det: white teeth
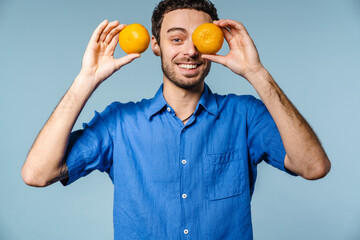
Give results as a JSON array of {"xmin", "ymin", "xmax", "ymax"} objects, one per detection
[{"xmin": 178, "ymin": 64, "xmax": 198, "ymax": 69}]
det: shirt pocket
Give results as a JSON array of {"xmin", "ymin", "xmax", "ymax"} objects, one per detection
[{"xmin": 204, "ymin": 149, "xmax": 246, "ymax": 200}]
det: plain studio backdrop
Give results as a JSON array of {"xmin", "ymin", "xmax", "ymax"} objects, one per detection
[{"xmin": 0, "ymin": 0, "xmax": 359, "ymax": 239}]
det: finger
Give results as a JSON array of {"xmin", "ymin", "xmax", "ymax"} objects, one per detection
[
  {"xmin": 213, "ymin": 22, "xmax": 239, "ymax": 51},
  {"xmin": 217, "ymin": 19, "xmax": 250, "ymax": 39},
  {"xmin": 201, "ymin": 54, "xmax": 227, "ymax": 66},
  {"xmin": 213, "ymin": 20, "xmax": 233, "ymax": 40},
  {"xmin": 213, "ymin": 19, "xmax": 229, "ymax": 28},
  {"xmin": 221, "ymin": 27, "xmax": 234, "ymax": 43},
  {"xmin": 114, "ymin": 54, "xmax": 141, "ymax": 71},
  {"xmin": 105, "ymin": 24, "xmax": 126, "ymax": 45},
  {"xmin": 89, "ymin": 19, "xmax": 109, "ymax": 43},
  {"xmin": 105, "ymin": 31, "xmax": 121, "ymax": 55},
  {"xmin": 99, "ymin": 20, "xmax": 119, "ymax": 42},
  {"xmin": 214, "ymin": 20, "xmax": 240, "ymax": 50}
]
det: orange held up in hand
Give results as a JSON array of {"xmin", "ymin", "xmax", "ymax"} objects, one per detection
[
  {"xmin": 192, "ymin": 23, "xmax": 224, "ymax": 54},
  {"xmin": 119, "ymin": 23, "xmax": 150, "ymax": 54}
]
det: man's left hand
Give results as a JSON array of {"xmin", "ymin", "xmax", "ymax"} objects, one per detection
[{"xmin": 201, "ymin": 19, "xmax": 264, "ymax": 80}]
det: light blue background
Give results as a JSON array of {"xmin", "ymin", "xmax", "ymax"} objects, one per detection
[{"xmin": 1, "ymin": 0, "xmax": 359, "ymax": 239}]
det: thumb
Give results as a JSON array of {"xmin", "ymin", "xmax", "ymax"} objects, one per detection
[
  {"xmin": 114, "ymin": 53, "xmax": 141, "ymax": 70},
  {"xmin": 201, "ymin": 54, "xmax": 227, "ymax": 66}
]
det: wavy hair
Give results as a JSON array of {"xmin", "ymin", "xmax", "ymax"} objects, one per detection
[{"xmin": 151, "ymin": 0, "xmax": 219, "ymax": 43}]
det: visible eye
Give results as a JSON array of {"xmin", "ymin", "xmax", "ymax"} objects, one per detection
[{"xmin": 172, "ymin": 38, "xmax": 181, "ymax": 43}]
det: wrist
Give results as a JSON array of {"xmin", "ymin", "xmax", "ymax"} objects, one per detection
[
  {"xmin": 243, "ymin": 66, "xmax": 271, "ymax": 86},
  {"xmin": 244, "ymin": 67, "xmax": 281, "ymax": 103},
  {"xmin": 243, "ymin": 65, "xmax": 267, "ymax": 81},
  {"xmin": 72, "ymin": 73, "xmax": 99, "ymax": 97}
]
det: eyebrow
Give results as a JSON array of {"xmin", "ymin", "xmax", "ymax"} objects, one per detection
[{"xmin": 166, "ymin": 27, "xmax": 187, "ymax": 34}]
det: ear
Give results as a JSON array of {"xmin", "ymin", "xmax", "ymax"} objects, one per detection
[{"xmin": 151, "ymin": 35, "xmax": 161, "ymax": 56}]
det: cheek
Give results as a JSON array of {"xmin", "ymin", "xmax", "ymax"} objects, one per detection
[{"xmin": 160, "ymin": 44, "xmax": 181, "ymax": 62}]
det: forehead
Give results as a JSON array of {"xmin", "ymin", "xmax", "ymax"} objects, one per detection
[{"xmin": 161, "ymin": 9, "xmax": 212, "ymax": 34}]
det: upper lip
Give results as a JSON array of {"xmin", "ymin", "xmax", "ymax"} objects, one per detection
[{"xmin": 177, "ymin": 62, "xmax": 202, "ymax": 65}]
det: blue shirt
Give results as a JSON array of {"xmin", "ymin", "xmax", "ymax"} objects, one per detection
[{"xmin": 62, "ymin": 83, "xmax": 293, "ymax": 240}]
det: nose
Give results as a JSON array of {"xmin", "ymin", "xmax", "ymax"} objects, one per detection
[{"xmin": 183, "ymin": 39, "xmax": 199, "ymax": 58}]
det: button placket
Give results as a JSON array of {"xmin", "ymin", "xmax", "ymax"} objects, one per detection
[{"xmin": 179, "ymin": 126, "xmax": 190, "ymax": 237}]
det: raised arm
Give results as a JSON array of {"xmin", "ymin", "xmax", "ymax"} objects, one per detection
[
  {"xmin": 22, "ymin": 20, "xmax": 140, "ymax": 187},
  {"xmin": 202, "ymin": 19, "xmax": 330, "ymax": 180}
]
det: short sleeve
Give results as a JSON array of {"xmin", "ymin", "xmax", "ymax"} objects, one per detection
[
  {"xmin": 61, "ymin": 105, "xmax": 114, "ymax": 186},
  {"xmin": 247, "ymin": 96, "xmax": 296, "ymax": 176}
]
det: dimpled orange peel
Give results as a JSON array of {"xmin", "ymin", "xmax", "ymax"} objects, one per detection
[
  {"xmin": 192, "ymin": 23, "xmax": 224, "ymax": 54},
  {"xmin": 118, "ymin": 23, "xmax": 150, "ymax": 54}
]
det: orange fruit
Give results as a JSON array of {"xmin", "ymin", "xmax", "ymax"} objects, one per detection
[
  {"xmin": 119, "ymin": 23, "xmax": 150, "ymax": 54},
  {"xmin": 192, "ymin": 23, "xmax": 224, "ymax": 54}
]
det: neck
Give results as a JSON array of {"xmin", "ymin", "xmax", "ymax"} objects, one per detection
[{"xmin": 162, "ymin": 79, "xmax": 204, "ymax": 121}]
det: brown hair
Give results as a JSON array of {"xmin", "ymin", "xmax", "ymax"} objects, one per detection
[{"xmin": 151, "ymin": 0, "xmax": 219, "ymax": 43}]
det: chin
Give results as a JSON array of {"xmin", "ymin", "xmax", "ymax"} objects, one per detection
[
  {"xmin": 161, "ymin": 58, "xmax": 210, "ymax": 90},
  {"xmin": 172, "ymin": 78, "xmax": 204, "ymax": 90}
]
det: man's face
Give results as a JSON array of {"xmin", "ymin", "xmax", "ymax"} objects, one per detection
[{"xmin": 154, "ymin": 9, "xmax": 212, "ymax": 90}]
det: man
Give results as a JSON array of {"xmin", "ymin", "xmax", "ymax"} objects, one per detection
[{"xmin": 22, "ymin": 0, "xmax": 331, "ymax": 239}]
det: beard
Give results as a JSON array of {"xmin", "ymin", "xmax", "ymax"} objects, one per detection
[{"xmin": 160, "ymin": 54, "xmax": 211, "ymax": 90}]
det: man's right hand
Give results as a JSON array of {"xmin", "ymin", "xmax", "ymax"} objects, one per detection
[
  {"xmin": 21, "ymin": 20, "xmax": 140, "ymax": 187},
  {"xmin": 79, "ymin": 20, "xmax": 140, "ymax": 86}
]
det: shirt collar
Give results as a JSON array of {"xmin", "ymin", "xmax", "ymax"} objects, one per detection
[
  {"xmin": 146, "ymin": 84, "xmax": 168, "ymax": 120},
  {"xmin": 146, "ymin": 83, "xmax": 219, "ymax": 120},
  {"xmin": 195, "ymin": 83, "xmax": 219, "ymax": 117}
]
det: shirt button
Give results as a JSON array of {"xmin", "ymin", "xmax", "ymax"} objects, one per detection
[
  {"xmin": 181, "ymin": 159, "xmax": 187, "ymax": 165},
  {"xmin": 167, "ymin": 107, "xmax": 171, "ymax": 112},
  {"xmin": 184, "ymin": 229, "xmax": 189, "ymax": 235},
  {"xmin": 182, "ymin": 193, "xmax": 188, "ymax": 199}
]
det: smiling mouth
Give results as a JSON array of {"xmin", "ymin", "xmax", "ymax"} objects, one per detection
[{"xmin": 177, "ymin": 63, "xmax": 201, "ymax": 70}]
